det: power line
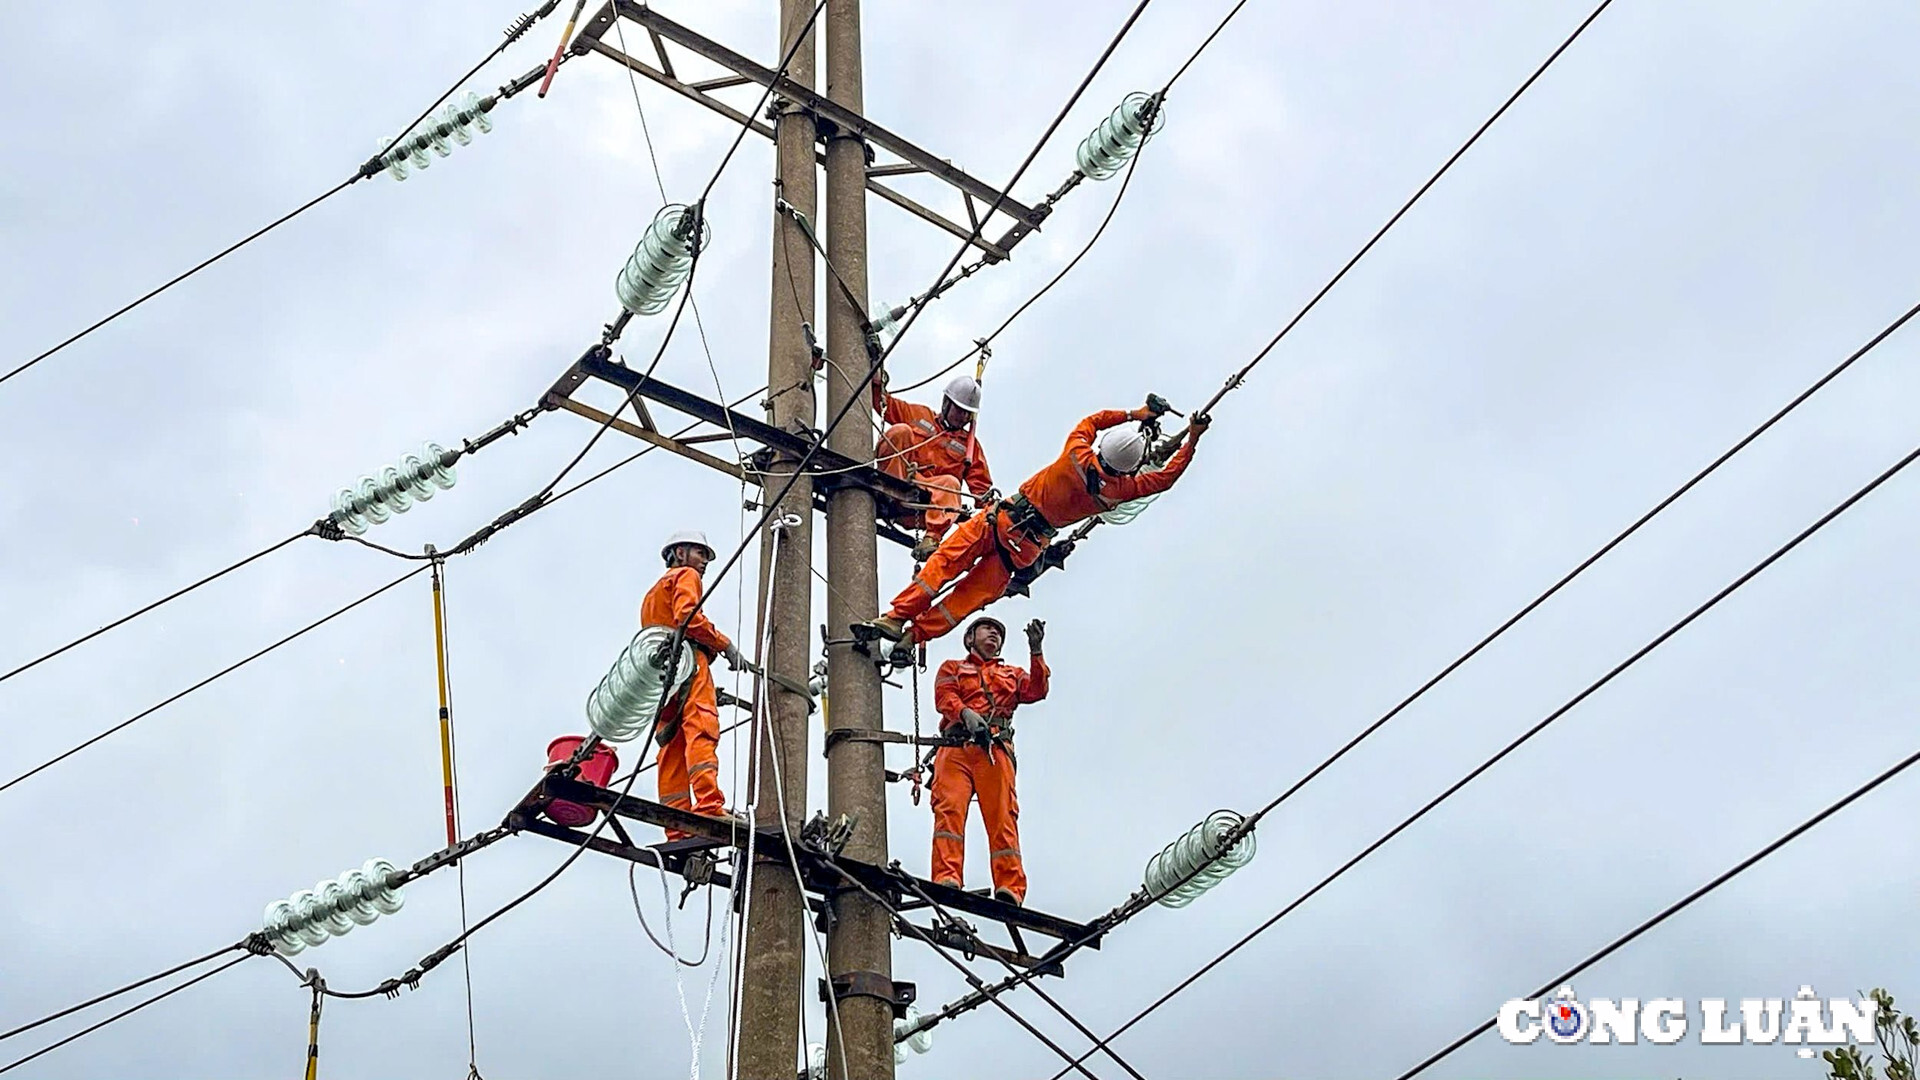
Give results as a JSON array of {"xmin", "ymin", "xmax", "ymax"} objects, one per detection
[
  {"xmin": 905, "ymin": 0, "xmax": 1625, "ymax": 1032},
  {"xmin": 1396, "ymin": 736, "xmax": 1920, "ymax": 1079},
  {"xmin": 0, "ymin": 529, "xmax": 314, "ymax": 686},
  {"xmin": 0, "ymin": 565, "xmax": 429, "ymax": 795},
  {"xmin": 2, "ymin": 4, "xmax": 562, "ymax": 389},
  {"xmin": 685, "ymin": 0, "xmax": 1160, "ymax": 622},
  {"xmin": 1188, "ymin": 0, "xmax": 1616, "ymax": 421},
  {"xmin": 0, "ymin": 952, "xmax": 257, "ymax": 1074},
  {"xmin": 1042, "ymin": 432, "xmax": 1920, "ymax": 1080},
  {"xmin": 892, "ymin": 123, "xmax": 1153, "ymax": 396},
  {"xmin": 0, "ymin": 942, "xmax": 249, "ymax": 1044}
]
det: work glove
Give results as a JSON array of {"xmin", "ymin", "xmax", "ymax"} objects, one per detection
[
  {"xmin": 1144, "ymin": 393, "xmax": 1174, "ymax": 417},
  {"xmin": 1189, "ymin": 412, "xmax": 1212, "ymax": 439},
  {"xmin": 722, "ymin": 641, "xmax": 747, "ymax": 670},
  {"xmin": 1024, "ymin": 619, "xmax": 1046, "ymax": 653},
  {"xmin": 959, "ymin": 708, "xmax": 992, "ymax": 748}
]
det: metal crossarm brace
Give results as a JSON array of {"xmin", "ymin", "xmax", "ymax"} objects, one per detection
[
  {"xmin": 543, "ymin": 355, "xmax": 927, "ymax": 548},
  {"xmin": 573, "ymin": 1, "xmax": 1044, "ymax": 261},
  {"xmin": 518, "ymin": 774, "xmax": 1101, "ymax": 948}
]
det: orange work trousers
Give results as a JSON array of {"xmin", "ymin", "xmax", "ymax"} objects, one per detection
[
  {"xmin": 929, "ymin": 741, "xmax": 1024, "ymax": 903},
  {"xmin": 885, "ymin": 507, "xmax": 1045, "ymax": 644},
  {"xmin": 878, "ymin": 422, "xmax": 966, "ymax": 542},
  {"xmin": 656, "ymin": 653, "xmax": 724, "ymax": 840}
]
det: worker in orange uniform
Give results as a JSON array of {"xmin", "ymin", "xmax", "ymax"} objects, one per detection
[
  {"xmin": 645, "ymin": 529, "xmax": 746, "ymax": 840},
  {"xmin": 872, "ymin": 370, "xmax": 992, "ymax": 561},
  {"xmin": 856, "ymin": 396, "xmax": 1209, "ymax": 650},
  {"xmin": 930, "ymin": 615, "xmax": 1048, "ymax": 905}
]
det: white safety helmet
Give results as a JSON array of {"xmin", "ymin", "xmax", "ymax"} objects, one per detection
[
  {"xmin": 1095, "ymin": 428, "xmax": 1147, "ymax": 475},
  {"xmin": 661, "ymin": 529, "xmax": 716, "ymax": 564},
  {"xmin": 942, "ymin": 375, "xmax": 982, "ymax": 414}
]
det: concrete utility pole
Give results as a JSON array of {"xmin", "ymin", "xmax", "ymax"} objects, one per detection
[
  {"xmin": 735, "ymin": 1, "xmax": 818, "ymax": 1076},
  {"xmin": 821, "ymin": 0, "xmax": 894, "ymax": 1074}
]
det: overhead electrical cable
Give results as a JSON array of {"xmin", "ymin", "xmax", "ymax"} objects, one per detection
[
  {"xmin": 1395, "ymin": 737, "xmax": 1920, "ymax": 1080},
  {"xmin": 0, "ymin": 953, "xmax": 257, "ymax": 1074},
  {"xmin": 1041, "ymin": 431, "xmax": 1920, "ymax": 1080},
  {"xmin": 0, "ymin": 530, "xmax": 311, "ymax": 686},
  {"xmin": 2, "ymin": 3, "xmax": 563, "ymax": 388},
  {"xmin": 0, "ymin": 565, "xmax": 429, "ymax": 795}
]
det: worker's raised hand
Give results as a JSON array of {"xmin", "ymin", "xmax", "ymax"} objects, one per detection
[
  {"xmin": 1189, "ymin": 412, "xmax": 1212, "ymax": 439},
  {"xmin": 1024, "ymin": 619, "xmax": 1046, "ymax": 652}
]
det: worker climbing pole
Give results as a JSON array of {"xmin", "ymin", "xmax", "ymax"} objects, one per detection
[
  {"xmin": 870, "ymin": 368, "xmax": 992, "ymax": 562},
  {"xmin": 854, "ymin": 395, "xmax": 1211, "ymax": 660}
]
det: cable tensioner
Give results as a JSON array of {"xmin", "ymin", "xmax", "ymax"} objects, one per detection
[{"xmin": 261, "ymin": 858, "xmax": 406, "ymax": 955}]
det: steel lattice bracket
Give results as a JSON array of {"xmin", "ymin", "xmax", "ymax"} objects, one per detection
[
  {"xmin": 511, "ymin": 772, "xmax": 1100, "ymax": 965},
  {"xmin": 542, "ymin": 355, "xmax": 925, "ymax": 549},
  {"xmin": 572, "ymin": 0, "xmax": 1050, "ymax": 261}
]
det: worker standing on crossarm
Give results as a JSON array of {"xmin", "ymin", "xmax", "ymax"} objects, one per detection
[
  {"xmin": 645, "ymin": 530, "xmax": 746, "ymax": 840},
  {"xmin": 930, "ymin": 616, "xmax": 1048, "ymax": 906},
  {"xmin": 871, "ymin": 370, "xmax": 992, "ymax": 561},
  {"xmin": 856, "ymin": 396, "xmax": 1209, "ymax": 649}
]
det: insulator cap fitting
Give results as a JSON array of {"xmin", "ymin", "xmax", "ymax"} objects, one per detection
[
  {"xmin": 328, "ymin": 441, "xmax": 458, "ymax": 535},
  {"xmin": 261, "ymin": 857, "xmax": 406, "ymax": 955},
  {"xmin": 1143, "ymin": 809, "xmax": 1255, "ymax": 908},
  {"xmin": 614, "ymin": 205, "xmax": 710, "ymax": 316},
  {"xmin": 1076, "ymin": 91, "xmax": 1166, "ymax": 181},
  {"xmin": 584, "ymin": 625, "xmax": 695, "ymax": 742},
  {"xmin": 378, "ymin": 91, "xmax": 496, "ymax": 182}
]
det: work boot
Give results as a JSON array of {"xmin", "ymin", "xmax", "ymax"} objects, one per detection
[
  {"xmin": 910, "ymin": 536, "xmax": 939, "ymax": 563},
  {"xmin": 852, "ymin": 615, "xmax": 909, "ymax": 643},
  {"xmin": 993, "ymin": 887, "xmax": 1022, "ymax": 907}
]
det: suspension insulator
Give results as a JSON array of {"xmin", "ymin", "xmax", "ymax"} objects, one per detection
[
  {"xmin": 260, "ymin": 858, "xmax": 406, "ymax": 955},
  {"xmin": 1075, "ymin": 92, "xmax": 1166, "ymax": 181},
  {"xmin": 327, "ymin": 442, "xmax": 459, "ymax": 535},
  {"xmin": 378, "ymin": 92, "xmax": 497, "ymax": 181},
  {"xmin": 1143, "ymin": 809, "xmax": 1255, "ymax": 908},
  {"xmin": 584, "ymin": 625, "xmax": 695, "ymax": 743},
  {"xmin": 1097, "ymin": 491, "xmax": 1161, "ymax": 527},
  {"xmin": 893, "ymin": 1005, "xmax": 935, "ymax": 1063},
  {"xmin": 614, "ymin": 205, "xmax": 710, "ymax": 316}
]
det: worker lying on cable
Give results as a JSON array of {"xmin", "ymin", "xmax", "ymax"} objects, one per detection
[
  {"xmin": 646, "ymin": 529, "xmax": 746, "ymax": 840},
  {"xmin": 856, "ymin": 395, "xmax": 1209, "ymax": 650},
  {"xmin": 930, "ymin": 616, "xmax": 1048, "ymax": 906},
  {"xmin": 871, "ymin": 369, "xmax": 993, "ymax": 562}
]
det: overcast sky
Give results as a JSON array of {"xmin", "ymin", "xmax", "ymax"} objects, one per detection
[{"xmin": 5, "ymin": 0, "xmax": 1920, "ymax": 1077}]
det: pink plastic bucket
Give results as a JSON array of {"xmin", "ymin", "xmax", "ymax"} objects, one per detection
[{"xmin": 544, "ymin": 736, "xmax": 619, "ymax": 828}]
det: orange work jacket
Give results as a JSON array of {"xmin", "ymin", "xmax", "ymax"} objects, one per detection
[
  {"xmin": 1017, "ymin": 409, "xmax": 1196, "ymax": 530},
  {"xmin": 873, "ymin": 387, "xmax": 993, "ymax": 497},
  {"xmin": 934, "ymin": 651, "xmax": 1050, "ymax": 732},
  {"xmin": 639, "ymin": 566, "xmax": 731, "ymax": 656}
]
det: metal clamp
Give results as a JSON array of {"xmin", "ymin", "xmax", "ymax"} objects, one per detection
[{"xmin": 818, "ymin": 971, "xmax": 915, "ymax": 1018}]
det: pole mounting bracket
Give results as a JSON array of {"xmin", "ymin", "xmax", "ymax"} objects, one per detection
[{"xmin": 819, "ymin": 972, "xmax": 916, "ymax": 1018}]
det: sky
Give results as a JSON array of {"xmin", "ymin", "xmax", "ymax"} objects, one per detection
[{"xmin": 3, "ymin": 0, "xmax": 1920, "ymax": 1077}]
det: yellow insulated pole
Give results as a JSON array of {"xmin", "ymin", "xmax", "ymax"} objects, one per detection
[
  {"xmin": 430, "ymin": 555, "xmax": 457, "ymax": 847},
  {"xmin": 303, "ymin": 981, "xmax": 323, "ymax": 1080}
]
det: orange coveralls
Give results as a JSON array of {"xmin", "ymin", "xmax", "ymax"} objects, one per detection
[
  {"xmin": 872, "ymin": 384, "xmax": 992, "ymax": 542},
  {"xmin": 930, "ymin": 649, "xmax": 1050, "ymax": 902},
  {"xmin": 640, "ymin": 565, "xmax": 732, "ymax": 839},
  {"xmin": 886, "ymin": 408, "xmax": 1197, "ymax": 643}
]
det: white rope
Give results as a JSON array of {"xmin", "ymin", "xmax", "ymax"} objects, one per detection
[{"xmin": 650, "ymin": 850, "xmax": 731, "ymax": 1079}]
